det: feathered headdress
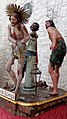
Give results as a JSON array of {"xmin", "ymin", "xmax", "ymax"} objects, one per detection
[{"xmin": 6, "ymin": 3, "xmax": 29, "ymax": 23}]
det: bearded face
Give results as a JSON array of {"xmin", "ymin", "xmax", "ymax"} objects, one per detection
[
  {"xmin": 45, "ymin": 21, "xmax": 51, "ymax": 29},
  {"xmin": 10, "ymin": 15, "xmax": 18, "ymax": 26}
]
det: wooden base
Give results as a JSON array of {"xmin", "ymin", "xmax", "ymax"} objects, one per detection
[{"xmin": 0, "ymin": 86, "xmax": 67, "ymax": 117}]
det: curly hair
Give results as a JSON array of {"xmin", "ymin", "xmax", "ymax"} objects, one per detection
[{"xmin": 30, "ymin": 22, "xmax": 39, "ymax": 31}]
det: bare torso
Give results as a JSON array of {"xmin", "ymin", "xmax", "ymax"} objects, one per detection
[
  {"xmin": 10, "ymin": 24, "xmax": 25, "ymax": 41},
  {"xmin": 47, "ymin": 27, "xmax": 63, "ymax": 50},
  {"xmin": 8, "ymin": 23, "xmax": 29, "ymax": 44},
  {"xmin": 8, "ymin": 23, "xmax": 29, "ymax": 58},
  {"xmin": 48, "ymin": 27, "xmax": 63, "ymax": 42}
]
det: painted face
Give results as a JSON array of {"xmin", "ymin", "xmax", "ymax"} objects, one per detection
[
  {"xmin": 30, "ymin": 23, "xmax": 36, "ymax": 30},
  {"xmin": 45, "ymin": 21, "xmax": 51, "ymax": 29},
  {"xmin": 30, "ymin": 23, "xmax": 39, "ymax": 31},
  {"xmin": 10, "ymin": 16, "xmax": 18, "ymax": 26}
]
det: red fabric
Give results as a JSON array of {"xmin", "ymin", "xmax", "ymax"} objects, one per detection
[{"xmin": 0, "ymin": 105, "xmax": 67, "ymax": 119}]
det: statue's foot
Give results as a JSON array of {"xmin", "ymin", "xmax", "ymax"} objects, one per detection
[
  {"xmin": 12, "ymin": 88, "xmax": 19, "ymax": 94},
  {"xmin": 11, "ymin": 86, "xmax": 16, "ymax": 91},
  {"xmin": 49, "ymin": 92, "xmax": 58, "ymax": 96}
]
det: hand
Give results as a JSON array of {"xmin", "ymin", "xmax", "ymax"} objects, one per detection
[
  {"xmin": 11, "ymin": 44, "xmax": 16, "ymax": 49},
  {"xmin": 20, "ymin": 41, "xmax": 25, "ymax": 44},
  {"xmin": 15, "ymin": 41, "xmax": 17, "ymax": 45},
  {"xmin": 50, "ymin": 45, "xmax": 57, "ymax": 51},
  {"xmin": 50, "ymin": 45, "xmax": 53, "ymax": 50}
]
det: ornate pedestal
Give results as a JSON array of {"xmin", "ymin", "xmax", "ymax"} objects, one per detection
[{"xmin": 0, "ymin": 85, "xmax": 67, "ymax": 117}]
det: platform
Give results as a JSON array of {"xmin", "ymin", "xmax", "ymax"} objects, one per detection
[{"xmin": 0, "ymin": 83, "xmax": 67, "ymax": 117}]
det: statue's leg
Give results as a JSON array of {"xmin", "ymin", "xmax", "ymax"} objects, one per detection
[
  {"xmin": 13, "ymin": 57, "xmax": 24, "ymax": 93},
  {"xmin": 6, "ymin": 54, "xmax": 17, "ymax": 90}
]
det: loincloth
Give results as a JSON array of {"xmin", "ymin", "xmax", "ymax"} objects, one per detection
[
  {"xmin": 24, "ymin": 50, "xmax": 36, "ymax": 65},
  {"xmin": 50, "ymin": 39, "xmax": 66, "ymax": 68},
  {"xmin": 11, "ymin": 42, "xmax": 26, "ymax": 59}
]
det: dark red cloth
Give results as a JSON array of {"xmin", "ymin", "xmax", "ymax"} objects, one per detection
[{"xmin": 0, "ymin": 105, "xmax": 67, "ymax": 119}]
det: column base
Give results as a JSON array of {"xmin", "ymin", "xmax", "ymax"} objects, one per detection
[{"xmin": 22, "ymin": 86, "xmax": 35, "ymax": 91}]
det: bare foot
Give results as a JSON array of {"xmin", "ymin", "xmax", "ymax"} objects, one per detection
[
  {"xmin": 12, "ymin": 87, "xmax": 19, "ymax": 94},
  {"xmin": 49, "ymin": 90, "xmax": 58, "ymax": 96},
  {"xmin": 49, "ymin": 93, "xmax": 58, "ymax": 96},
  {"xmin": 11, "ymin": 85, "xmax": 16, "ymax": 91}
]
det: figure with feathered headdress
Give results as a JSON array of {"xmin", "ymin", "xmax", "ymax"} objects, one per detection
[{"xmin": 6, "ymin": 3, "xmax": 30, "ymax": 93}]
